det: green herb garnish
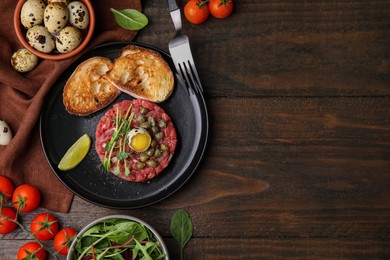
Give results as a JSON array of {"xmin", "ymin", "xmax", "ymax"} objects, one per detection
[
  {"xmin": 103, "ymin": 105, "xmax": 134, "ymax": 174},
  {"xmin": 110, "ymin": 8, "xmax": 148, "ymax": 30},
  {"xmin": 170, "ymin": 210, "xmax": 193, "ymax": 260},
  {"xmin": 73, "ymin": 218, "xmax": 165, "ymax": 260}
]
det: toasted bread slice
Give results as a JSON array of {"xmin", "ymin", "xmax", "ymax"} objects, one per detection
[
  {"xmin": 105, "ymin": 45, "xmax": 174, "ymax": 103},
  {"xmin": 63, "ymin": 57, "xmax": 121, "ymax": 116}
]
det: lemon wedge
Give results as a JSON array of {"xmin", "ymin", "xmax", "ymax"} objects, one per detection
[{"xmin": 58, "ymin": 134, "xmax": 91, "ymax": 171}]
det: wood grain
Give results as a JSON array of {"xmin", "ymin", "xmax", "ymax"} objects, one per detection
[
  {"xmin": 138, "ymin": 0, "xmax": 390, "ymax": 97},
  {"xmin": 1, "ymin": 237, "xmax": 389, "ymax": 259}
]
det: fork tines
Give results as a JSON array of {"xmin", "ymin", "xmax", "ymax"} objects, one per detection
[{"xmin": 176, "ymin": 60, "xmax": 203, "ymax": 95}]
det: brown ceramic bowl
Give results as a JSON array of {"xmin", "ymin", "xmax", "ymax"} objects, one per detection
[{"xmin": 14, "ymin": 0, "xmax": 95, "ymax": 61}]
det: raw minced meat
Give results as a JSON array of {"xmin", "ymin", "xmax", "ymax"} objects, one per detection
[{"xmin": 95, "ymin": 99, "xmax": 177, "ymax": 182}]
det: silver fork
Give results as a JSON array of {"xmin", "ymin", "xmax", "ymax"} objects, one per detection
[{"xmin": 167, "ymin": 0, "xmax": 203, "ymax": 95}]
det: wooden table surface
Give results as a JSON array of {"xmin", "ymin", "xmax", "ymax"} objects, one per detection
[{"xmin": 2, "ymin": 0, "xmax": 390, "ymax": 259}]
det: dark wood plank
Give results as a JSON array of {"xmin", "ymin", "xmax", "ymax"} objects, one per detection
[
  {"xmin": 138, "ymin": 0, "xmax": 390, "ymax": 97},
  {"xmin": 1, "ymin": 237, "xmax": 389, "ymax": 259}
]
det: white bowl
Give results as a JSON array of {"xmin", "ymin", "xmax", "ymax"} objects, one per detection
[{"xmin": 67, "ymin": 215, "xmax": 169, "ymax": 259}]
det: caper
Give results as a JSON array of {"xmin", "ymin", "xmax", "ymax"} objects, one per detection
[
  {"xmin": 140, "ymin": 107, "xmax": 149, "ymax": 114},
  {"xmin": 146, "ymin": 148, "xmax": 155, "ymax": 156},
  {"xmin": 155, "ymin": 132, "xmax": 163, "ymax": 139},
  {"xmin": 137, "ymin": 115, "xmax": 146, "ymax": 123},
  {"xmin": 154, "ymin": 148, "xmax": 162, "ymax": 157},
  {"xmin": 151, "ymin": 125, "xmax": 159, "ymax": 134},
  {"xmin": 151, "ymin": 140, "xmax": 158, "ymax": 148},
  {"xmin": 159, "ymin": 119, "xmax": 167, "ymax": 128},
  {"xmin": 148, "ymin": 117, "xmax": 156, "ymax": 126},
  {"xmin": 137, "ymin": 162, "xmax": 145, "ymax": 169},
  {"xmin": 139, "ymin": 153, "xmax": 149, "ymax": 162},
  {"xmin": 160, "ymin": 143, "xmax": 169, "ymax": 151},
  {"xmin": 146, "ymin": 160, "xmax": 159, "ymax": 168},
  {"xmin": 140, "ymin": 122, "xmax": 151, "ymax": 129}
]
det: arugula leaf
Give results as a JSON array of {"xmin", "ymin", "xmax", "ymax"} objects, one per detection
[
  {"xmin": 110, "ymin": 8, "xmax": 148, "ymax": 30},
  {"xmin": 170, "ymin": 209, "xmax": 193, "ymax": 260}
]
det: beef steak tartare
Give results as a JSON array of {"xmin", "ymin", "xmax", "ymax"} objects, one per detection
[{"xmin": 95, "ymin": 99, "xmax": 177, "ymax": 182}]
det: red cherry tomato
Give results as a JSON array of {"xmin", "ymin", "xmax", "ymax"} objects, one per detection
[
  {"xmin": 0, "ymin": 176, "xmax": 14, "ymax": 202},
  {"xmin": 12, "ymin": 184, "xmax": 40, "ymax": 212},
  {"xmin": 30, "ymin": 213, "xmax": 59, "ymax": 241},
  {"xmin": 184, "ymin": 0, "xmax": 210, "ymax": 24},
  {"xmin": 54, "ymin": 227, "xmax": 78, "ymax": 255},
  {"xmin": 209, "ymin": 0, "xmax": 233, "ymax": 18},
  {"xmin": 17, "ymin": 242, "xmax": 47, "ymax": 260},
  {"xmin": 0, "ymin": 207, "xmax": 17, "ymax": 234}
]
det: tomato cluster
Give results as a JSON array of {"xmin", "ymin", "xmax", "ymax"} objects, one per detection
[
  {"xmin": 0, "ymin": 175, "xmax": 77, "ymax": 259},
  {"xmin": 184, "ymin": 0, "xmax": 234, "ymax": 24}
]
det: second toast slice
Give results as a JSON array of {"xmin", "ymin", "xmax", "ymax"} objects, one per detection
[{"xmin": 105, "ymin": 45, "xmax": 174, "ymax": 103}]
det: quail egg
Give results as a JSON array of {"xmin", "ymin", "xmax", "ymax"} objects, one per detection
[
  {"xmin": 44, "ymin": 2, "xmax": 69, "ymax": 34},
  {"xmin": 47, "ymin": 0, "xmax": 69, "ymax": 4},
  {"xmin": 0, "ymin": 120, "xmax": 12, "ymax": 146},
  {"xmin": 20, "ymin": 0, "xmax": 46, "ymax": 29},
  {"xmin": 26, "ymin": 25, "xmax": 55, "ymax": 53},
  {"xmin": 128, "ymin": 128, "xmax": 152, "ymax": 152},
  {"xmin": 55, "ymin": 26, "xmax": 82, "ymax": 53},
  {"xmin": 67, "ymin": 1, "xmax": 90, "ymax": 30},
  {"xmin": 11, "ymin": 48, "xmax": 39, "ymax": 73}
]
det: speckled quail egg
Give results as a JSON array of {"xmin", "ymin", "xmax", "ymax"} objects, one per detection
[
  {"xmin": 20, "ymin": 0, "xmax": 46, "ymax": 29},
  {"xmin": 0, "ymin": 120, "xmax": 12, "ymax": 146},
  {"xmin": 11, "ymin": 48, "xmax": 39, "ymax": 73},
  {"xmin": 47, "ymin": 0, "xmax": 69, "ymax": 4},
  {"xmin": 127, "ymin": 128, "xmax": 152, "ymax": 152},
  {"xmin": 26, "ymin": 25, "xmax": 55, "ymax": 53},
  {"xmin": 55, "ymin": 26, "xmax": 82, "ymax": 53},
  {"xmin": 67, "ymin": 1, "xmax": 89, "ymax": 30},
  {"xmin": 44, "ymin": 2, "xmax": 69, "ymax": 34}
]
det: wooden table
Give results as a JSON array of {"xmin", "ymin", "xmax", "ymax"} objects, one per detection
[{"xmin": 2, "ymin": 0, "xmax": 390, "ymax": 259}]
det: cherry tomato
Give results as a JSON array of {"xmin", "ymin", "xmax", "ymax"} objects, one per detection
[
  {"xmin": 0, "ymin": 207, "xmax": 17, "ymax": 234},
  {"xmin": 209, "ymin": 0, "xmax": 233, "ymax": 18},
  {"xmin": 0, "ymin": 176, "xmax": 13, "ymax": 202},
  {"xmin": 54, "ymin": 227, "xmax": 78, "ymax": 255},
  {"xmin": 17, "ymin": 241, "xmax": 47, "ymax": 260},
  {"xmin": 184, "ymin": 0, "xmax": 210, "ymax": 24},
  {"xmin": 12, "ymin": 184, "xmax": 40, "ymax": 212},
  {"xmin": 30, "ymin": 213, "xmax": 59, "ymax": 241}
]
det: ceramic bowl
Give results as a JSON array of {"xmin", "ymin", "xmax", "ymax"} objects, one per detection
[
  {"xmin": 66, "ymin": 215, "xmax": 169, "ymax": 259},
  {"xmin": 13, "ymin": 0, "xmax": 95, "ymax": 60}
]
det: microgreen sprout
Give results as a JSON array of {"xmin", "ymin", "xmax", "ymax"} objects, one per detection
[{"xmin": 102, "ymin": 104, "xmax": 135, "ymax": 175}]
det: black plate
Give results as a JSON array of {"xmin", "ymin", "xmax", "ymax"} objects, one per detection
[{"xmin": 40, "ymin": 42, "xmax": 209, "ymax": 209}]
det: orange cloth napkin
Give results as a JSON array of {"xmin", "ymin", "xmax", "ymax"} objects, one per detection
[{"xmin": 0, "ymin": 0, "xmax": 141, "ymax": 213}]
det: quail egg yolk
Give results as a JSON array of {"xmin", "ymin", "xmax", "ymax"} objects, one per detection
[{"xmin": 128, "ymin": 128, "xmax": 151, "ymax": 152}]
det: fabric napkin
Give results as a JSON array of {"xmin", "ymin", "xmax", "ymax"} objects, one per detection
[{"xmin": 0, "ymin": 0, "xmax": 142, "ymax": 213}]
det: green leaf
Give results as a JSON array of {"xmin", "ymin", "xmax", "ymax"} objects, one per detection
[
  {"xmin": 103, "ymin": 157, "xmax": 111, "ymax": 171},
  {"xmin": 110, "ymin": 8, "xmax": 148, "ymax": 30},
  {"xmin": 170, "ymin": 209, "xmax": 193, "ymax": 260}
]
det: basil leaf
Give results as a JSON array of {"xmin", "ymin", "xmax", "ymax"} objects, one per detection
[
  {"xmin": 170, "ymin": 209, "xmax": 193, "ymax": 260},
  {"xmin": 110, "ymin": 8, "xmax": 148, "ymax": 30}
]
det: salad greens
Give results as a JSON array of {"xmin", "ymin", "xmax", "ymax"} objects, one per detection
[
  {"xmin": 73, "ymin": 218, "xmax": 165, "ymax": 260},
  {"xmin": 170, "ymin": 210, "xmax": 193, "ymax": 260},
  {"xmin": 110, "ymin": 8, "xmax": 148, "ymax": 31}
]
